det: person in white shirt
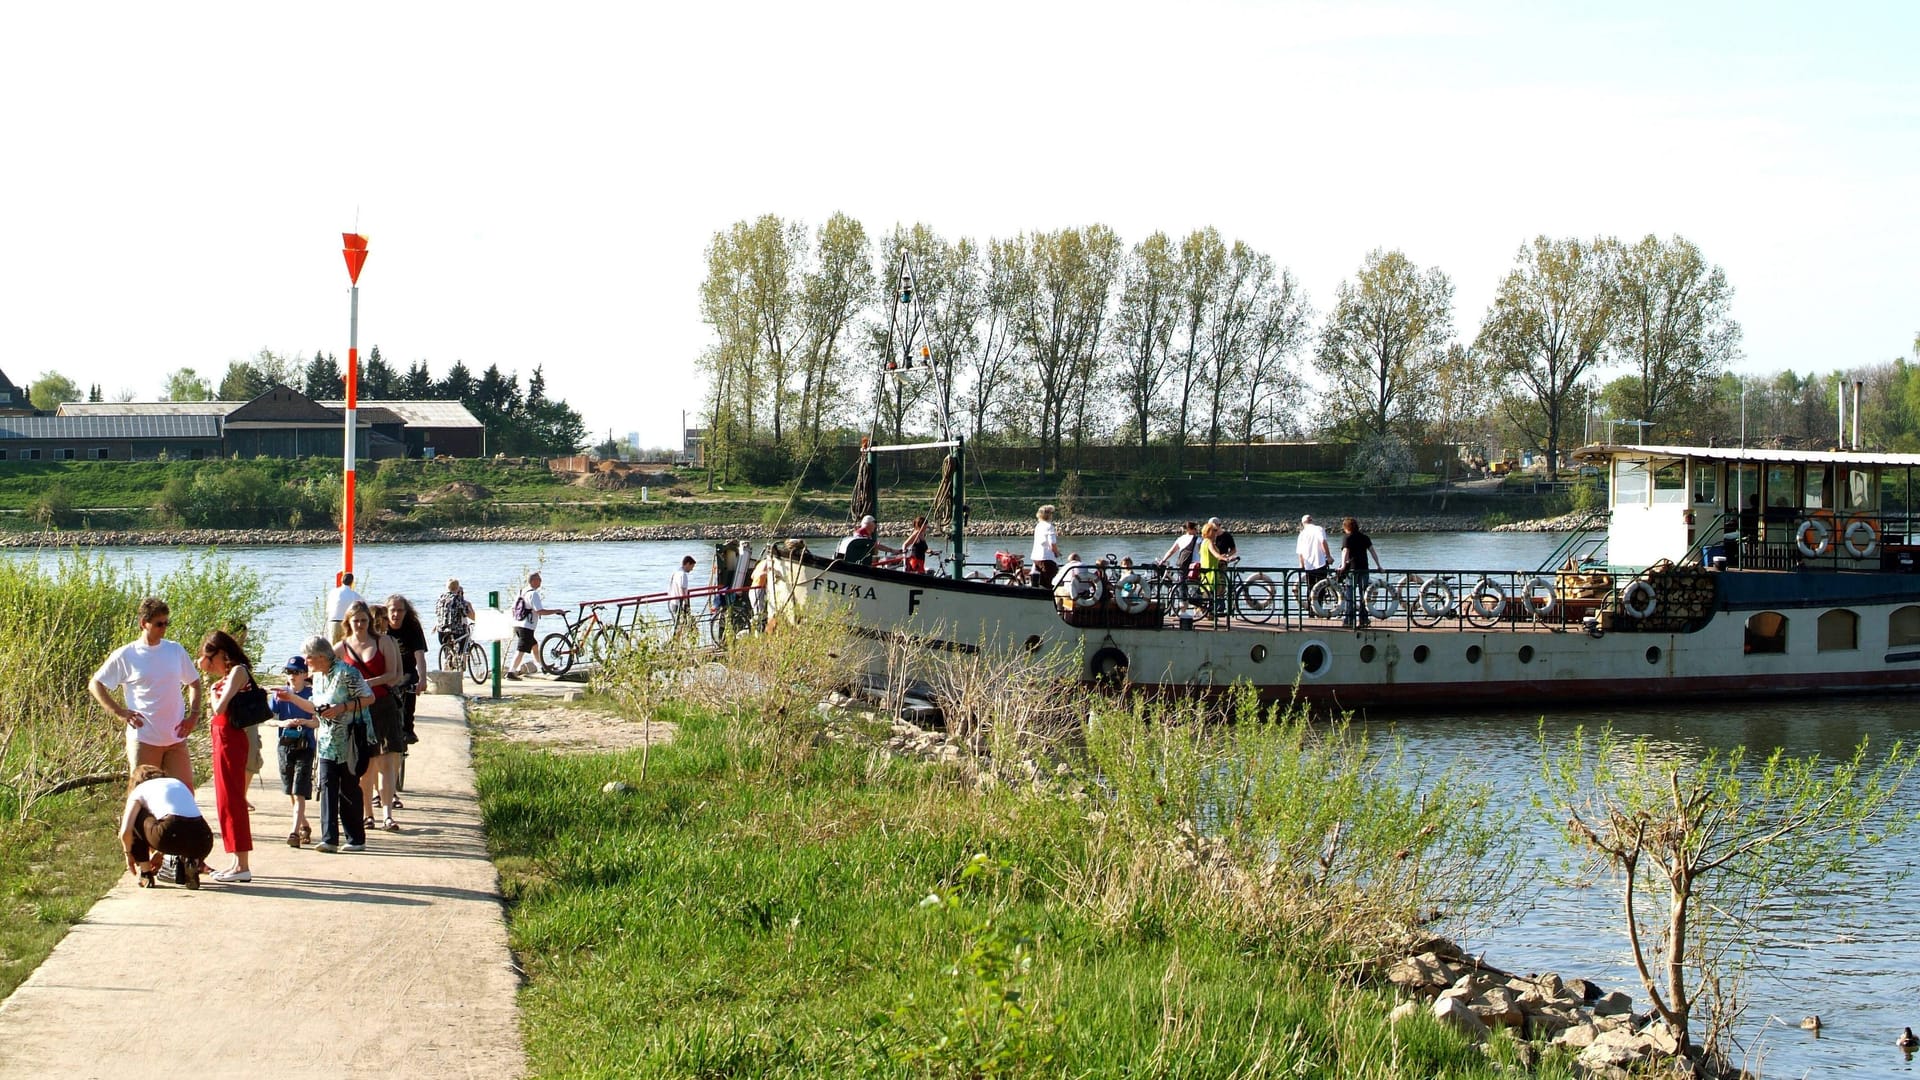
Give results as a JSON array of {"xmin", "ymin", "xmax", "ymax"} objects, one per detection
[
  {"xmin": 1296, "ymin": 514, "xmax": 1333, "ymax": 603},
  {"xmin": 118, "ymin": 764, "xmax": 214, "ymax": 889},
  {"xmin": 90, "ymin": 597, "xmax": 203, "ymax": 784},
  {"xmin": 1030, "ymin": 504, "xmax": 1061, "ymax": 590},
  {"xmin": 1159, "ymin": 521, "xmax": 1200, "ymax": 570},
  {"xmin": 505, "ymin": 571, "xmax": 563, "ymax": 679},
  {"xmin": 667, "ymin": 556, "xmax": 696, "ymax": 637},
  {"xmin": 326, "ymin": 572, "xmax": 365, "ymax": 641}
]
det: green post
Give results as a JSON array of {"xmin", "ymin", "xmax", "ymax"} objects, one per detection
[
  {"xmin": 489, "ymin": 590, "xmax": 502, "ymax": 700},
  {"xmin": 950, "ymin": 437, "xmax": 966, "ymax": 579}
]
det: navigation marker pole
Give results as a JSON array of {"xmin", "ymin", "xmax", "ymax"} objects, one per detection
[{"xmin": 340, "ymin": 233, "xmax": 370, "ymax": 586}]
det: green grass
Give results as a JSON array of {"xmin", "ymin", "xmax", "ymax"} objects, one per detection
[
  {"xmin": 475, "ymin": 700, "xmax": 1569, "ymax": 1079},
  {"xmin": 0, "ymin": 785, "xmax": 125, "ymax": 999}
]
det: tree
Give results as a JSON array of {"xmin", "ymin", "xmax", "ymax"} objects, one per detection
[
  {"xmin": 1477, "ymin": 236, "xmax": 1617, "ymax": 479},
  {"xmin": 1018, "ymin": 226, "xmax": 1120, "ymax": 475},
  {"xmin": 1170, "ymin": 228, "xmax": 1227, "ymax": 468},
  {"xmin": 1113, "ymin": 232, "xmax": 1182, "ymax": 461},
  {"xmin": 1234, "ymin": 271, "xmax": 1313, "ymax": 477},
  {"xmin": 218, "ymin": 360, "xmax": 270, "ymax": 401},
  {"xmin": 957, "ymin": 235, "xmax": 1029, "ymax": 445},
  {"xmin": 438, "ymin": 360, "xmax": 473, "ymax": 404},
  {"xmin": 1313, "ymin": 249, "xmax": 1455, "ymax": 440},
  {"xmin": 361, "ymin": 345, "xmax": 397, "ymax": 399},
  {"xmin": 1200, "ymin": 242, "xmax": 1270, "ymax": 474},
  {"xmin": 302, "ymin": 353, "xmax": 341, "ymax": 400},
  {"xmin": 162, "ymin": 368, "xmax": 214, "ymax": 402},
  {"xmin": 28, "ymin": 371, "xmax": 80, "ymax": 411},
  {"xmin": 794, "ymin": 212, "xmax": 872, "ymax": 447},
  {"xmin": 1542, "ymin": 726, "xmax": 1917, "ymax": 1062},
  {"xmin": 399, "ymin": 361, "xmax": 433, "ymax": 400},
  {"xmin": 87, "ymin": 384, "xmax": 102, "ymax": 403},
  {"xmin": 1609, "ymin": 235, "xmax": 1741, "ymax": 437}
]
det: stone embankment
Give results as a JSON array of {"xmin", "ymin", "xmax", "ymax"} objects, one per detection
[
  {"xmin": 1387, "ymin": 947, "xmax": 1729, "ymax": 1078},
  {"xmin": 1492, "ymin": 509, "xmax": 1607, "ymax": 533},
  {"xmin": 0, "ymin": 514, "xmax": 1491, "ymax": 549}
]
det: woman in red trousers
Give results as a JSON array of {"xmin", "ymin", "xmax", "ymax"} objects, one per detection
[{"xmin": 199, "ymin": 629, "xmax": 254, "ymax": 883}]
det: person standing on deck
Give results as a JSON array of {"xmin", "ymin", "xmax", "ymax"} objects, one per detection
[
  {"xmin": 1159, "ymin": 521, "xmax": 1200, "ymax": 572},
  {"xmin": 1031, "ymin": 505, "xmax": 1061, "ymax": 591},
  {"xmin": 1297, "ymin": 514, "xmax": 1332, "ymax": 604},
  {"xmin": 1338, "ymin": 517, "xmax": 1384, "ymax": 629}
]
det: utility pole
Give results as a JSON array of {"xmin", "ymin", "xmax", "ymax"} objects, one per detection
[{"xmin": 338, "ymin": 233, "xmax": 369, "ymax": 586}]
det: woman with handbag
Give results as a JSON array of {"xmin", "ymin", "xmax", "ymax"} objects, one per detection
[
  {"xmin": 274, "ymin": 636, "xmax": 374, "ymax": 853},
  {"xmin": 198, "ymin": 629, "xmax": 260, "ymax": 883},
  {"xmin": 336, "ymin": 601, "xmax": 407, "ymax": 832}
]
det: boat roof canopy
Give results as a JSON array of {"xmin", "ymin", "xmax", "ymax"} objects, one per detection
[{"xmin": 1574, "ymin": 444, "xmax": 1920, "ymax": 469}]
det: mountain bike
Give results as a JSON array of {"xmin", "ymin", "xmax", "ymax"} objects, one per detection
[
  {"xmin": 438, "ymin": 629, "xmax": 489, "ymax": 684},
  {"xmin": 540, "ymin": 605, "xmax": 630, "ymax": 675}
]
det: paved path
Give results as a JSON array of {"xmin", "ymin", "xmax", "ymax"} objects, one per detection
[{"xmin": 0, "ymin": 692, "xmax": 525, "ymax": 1080}]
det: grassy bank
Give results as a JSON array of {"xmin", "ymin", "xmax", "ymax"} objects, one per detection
[
  {"xmin": 474, "ymin": 627, "xmax": 1565, "ymax": 1078},
  {"xmin": 0, "ymin": 786, "xmax": 124, "ymax": 999}
]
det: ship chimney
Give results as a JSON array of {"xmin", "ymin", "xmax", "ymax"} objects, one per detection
[{"xmin": 1853, "ymin": 380, "xmax": 1863, "ymax": 450}]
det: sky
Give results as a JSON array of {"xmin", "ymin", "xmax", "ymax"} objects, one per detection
[{"xmin": 3, "ymin": 1, "xmax": 1915, "ymax": 449}]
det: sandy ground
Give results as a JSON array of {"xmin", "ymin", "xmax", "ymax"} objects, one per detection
[
  {"xmin": 472, "ymin": 695, "xmax": 677, "ymax": 756},
  {"xmin": 0, "ymin": 691, "xmax": 526, "ymax": 1080}
]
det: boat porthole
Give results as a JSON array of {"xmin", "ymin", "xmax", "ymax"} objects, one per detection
[
  {"xmin": 1465, "ymin": 645, "xmax": 1483, "ymax": 664},
  {"xmin": 1413, "ymin": 644, "xmax": 1430, "ymax": 663},
  {"xmin": 1359, "ymin": 644, "xmax": 1377, "ymax": 663},
  {"xmin": 1023, "ymin": 635, "xmax": 1042, "ymax": 654},
  {"xmin": 1250, "ymin": 644, "xmax": 1268, "ymax": 663},
  {"xmin": 1518, "ymin": 645, "xmax": 1535, "ymax": 664},
  {"xmin": 1646, "ymin": 646, "xmax": 1662, "ymax": 665},
  {"xmin": 1298, "ymin": 641, "xmax": 1330, "ymax": 678}
]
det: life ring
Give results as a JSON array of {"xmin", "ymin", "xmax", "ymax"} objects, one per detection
[
  {"xmin": 1796, "ymin": 517, "xmax": 1834, "ymax": 558},
  {"xmin": 1062, "ymin": 566, "xmax": 1103, "ymax": 608},
  {"xmin": 1417, "ymin": 576, "xmax": 1455, "ymax": 618},
  {"xmin": 1309, "ymin": 577, "xmax": 1346, "ymax": 619},
  {"xmin": 1844, "ymin": 516, "xmax": 1881, "ymax": 559},
  {"xmin": 1364, "ymin": 580, "xmax": 1400, "ymax": 619},
  {"xmin": 1523, "ymin": 576, "xmax": 1558, "ymax": 620},
  {"xmin": 1114, "ymin": 571, "xmax": 1149, "ymax": 614},
  {"xmin": 1469, "ymin": 578, "xmax": 1507, "ymax": 621},
  {"xmin": 1621, "ymin": 579, "xmax": 1658, "ymax": 619}
]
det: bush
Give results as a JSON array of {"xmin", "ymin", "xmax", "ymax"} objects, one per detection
[
  {"xmin": 1109, "ymin": 469, "xmax": 1182, "ymax": 516},
  {"xmin": 1054, "ymin": 470, "xmax": 1085, "ymax": 516},
  {"xmin": 31, "ymin": 484, "xmax": 76, "ymax": 528},
  {"xmin": 735, "ymin": 444, "xmax": 794, "ymax": 486}
]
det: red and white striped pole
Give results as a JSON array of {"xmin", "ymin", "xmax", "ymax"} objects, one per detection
[{"xmin": 339, "ymin": 233, "xmax": 369, "ymax": 587}]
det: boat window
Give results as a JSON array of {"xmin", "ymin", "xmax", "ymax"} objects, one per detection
[
  {"xmin": 1744, "ymin": 611, "xmax": 1788, "ymax": 654},
  {"xmin": 1817, "ymin": 610, "xmax": 1859, "ymax": 652},
  {"xmin": 1765, "ymin": 466, "xmax": 1795, "ymax": 510},
  {"xmin": 1652, "ymin": 462, "xmax": 1686, "ymax": 504},
  {"xmin": 1613, "ymin": 461, "xmax": 1648, "ymax": 507},
  {"xmin": 1844, "ymin": 469, "xmax": 1873, "ymax": 511},
  {"xmin": 1691, "ymin": 464, "xmax": 1717, "ymax": 504},
  {"xmin": 1726, "ymin": 464, "xmax": 1758, "ymax": 510},
  {"xmin": 1891, "ymin": 606, "xmax": 1920, "ymax": 647},
  {"xmin": 1803, "ymin": 467, "xmax": 1832, "ymax": 509}
]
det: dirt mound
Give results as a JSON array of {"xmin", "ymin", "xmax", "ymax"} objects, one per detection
[
  {"xmin": 571, "ymin": 467, "xmax": 677, "ymax": 490},
  {"xmin": 419, "ymin": 481, "xmax": 491, "ymax": 502}
]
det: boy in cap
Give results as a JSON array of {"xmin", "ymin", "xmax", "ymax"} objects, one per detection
[{"xmin": 270, "ymin": 654, "xmax": 317, "ymax": 847}]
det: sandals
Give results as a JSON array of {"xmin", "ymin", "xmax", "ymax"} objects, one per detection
[
  {"xmin": 364, "ymin": 815, "xmax": 377, "ymax": 830},
  {"xmin": 138, "ymin": 870, "xmax": 157, "ymax": 888},
  {"xmin": 287, "ymin": 830, "xmax": 301, "ymax": 848},
  {"xmin": 299, "ymin": 823, "xmax": 312, "ymax": 846},
  {"xmin": 382, "ymin": 816, "xmax": 401, "ymax": 832},
  {"xmin": 388, "ymin": 797, "xmax": 403, "ymax": 810}
]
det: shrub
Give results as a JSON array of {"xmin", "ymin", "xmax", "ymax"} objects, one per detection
[
  {"xmin": 735, "ymin": 444, "xmax": 794, "ymax": 486},
  {"xmin": 31, "ymin": 484, "xmax": 76, "ymax": 528},
  {"xmin": 1109, "ymin": 469, "xmax": 1182, "ymax": 516}
]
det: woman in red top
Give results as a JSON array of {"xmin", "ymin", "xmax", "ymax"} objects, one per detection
[
  {"xmin": 199, "ymin": 629, "xmax": 254, "ymax": 883},
  {"xmin": 334, "ymin": 601, "xmax": 405, "ymax": 831}
]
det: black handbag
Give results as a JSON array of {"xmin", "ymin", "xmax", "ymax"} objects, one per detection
[{"xmin": 227, "ymin": 683, "xmax": 272, "ymax": 728}]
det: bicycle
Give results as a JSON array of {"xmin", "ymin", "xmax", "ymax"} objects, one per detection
[
  {"xmin": 540, "ymin": 605, "xmax": 628, "ymax": 675},
  {"xmin": 438, "ymin": 628, "xmax": 490, "ymax": 684}
]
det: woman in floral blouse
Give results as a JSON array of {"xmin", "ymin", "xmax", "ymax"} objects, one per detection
[{"xmin": 272, "ymin": 636, "xmax": 374, "ymax": 853}]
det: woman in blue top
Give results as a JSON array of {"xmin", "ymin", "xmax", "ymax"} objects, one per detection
[{"xmin": 272, "ymin": 636, "xmax": 374, "ymax": 853}]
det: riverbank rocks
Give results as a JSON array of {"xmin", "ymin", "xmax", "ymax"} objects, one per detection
[{"xmin": 1491, "ymin": 508, "xmax": 1608, "ymax": 533}]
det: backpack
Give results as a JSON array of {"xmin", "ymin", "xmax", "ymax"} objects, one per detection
[{"xmin": 511, "ymin": 593, "xmax": 530, "ymax": 621}]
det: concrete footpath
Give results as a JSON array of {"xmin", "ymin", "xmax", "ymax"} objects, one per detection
[{"xmin": 0, "ymin": 691, "xmax": 525, "ymax": 1080}]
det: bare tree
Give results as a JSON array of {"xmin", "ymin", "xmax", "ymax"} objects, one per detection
[
  {"xmin": 1201, "ymin": 242, "xmax": 1270, "ymax": 474},
  {"xmin": 1235, "ymin": 270, "xmax": 1313, "ymax": 478},
  {"xmin": 1018, "ymin": 226, "xmax": 1119, "ymax": 476},
  {"xmin": 1112, "ymin": 232, "xmax": 1182, "ymax": 464},
  {"xmin": 795, "ymin": 212, "xmax": 874, "ymax": 451},
  {"xmin": 958, "ymin": 236, "xmax": 1028, "ymax": 445},
  {"xmin": 1477, "ymin": 236, "xmax": 1618, "ymax": 479},
  {"xmin": 1170, "ymin": 228, "xmax": 1227, "ymax": 469}
]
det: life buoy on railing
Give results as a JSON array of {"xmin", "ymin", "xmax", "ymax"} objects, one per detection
[
  {"xmin": 1844, "ymin": 516, "xmax": 1881, "ymax": 559},
  {"xmin": 1365, "ymin": 579, "xmax": 1400, "ymax": 619},
  {"xmin": 1418, "ymin": 576, "xmax": 1455, "ymax": 617},
  {"xmin": 1796, "ymin": 517, "xmax": 1834, "ymax": 558},
  {"xmin": 1523, "ymin": 576, "xmax": 1558, "ymax": 620},
  {"xmin": 1469, "ymin": 578, "xmax": 1507, "ymax": 621},
  {"xmin": 1114, "ymin": 571, "xmax": 1149, "ymax": 614},
  {"xmin": 1058, "ymin": 565, "xmax": 1103, "ymax": 609},
  {"xmin": 1621, "ymin": 579, "xmax": 1658, "ymax": 619}
]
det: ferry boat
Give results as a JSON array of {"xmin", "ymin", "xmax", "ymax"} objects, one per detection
[{"xmin": 770, "ymin": 441, "xmax": 1920, "ymax": 709}]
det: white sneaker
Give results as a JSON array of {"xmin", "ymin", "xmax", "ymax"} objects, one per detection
[{"xmin": 211, "ymin": 867, "xmax": 252, "ymax": 883}]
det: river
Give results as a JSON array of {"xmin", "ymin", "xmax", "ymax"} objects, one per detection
[{"xmin": 12, "ymin": 532, "xmax": 1917, "ymax": 1074}]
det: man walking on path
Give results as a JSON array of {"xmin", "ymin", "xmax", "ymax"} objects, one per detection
[
  {"xmin": 90, "ymin": 597, "xmax": 202, "ymax": 784},
  {"xmin": 505, "ymin": 572, "xmax": 562, "ymax": 679},
  {"xmin": 326, "ymin": 572, "xmax": 364, "ymax": 641}
]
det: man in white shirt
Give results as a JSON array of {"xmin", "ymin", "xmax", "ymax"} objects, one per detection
[
  {"xmin": 90, "ymin": 597, "xmax": 203, "ymax": 784},
  {"xmin": 119, "ymin": 764, "xmax": 214, "ymax": 889},
  {"xmin": 667, "ymin": 556, "xmax": 696, "ymax": 637},
  {"xmin": 326, "ymin": 572, "xmax": 365, "ymax": 641},
  {"xmin": 1296, "ymin": 514, "xmax": 1332, "ymax": 604},
  {"xmin": 506, "ymin": 571, "xmax": 564, "ymax": 679},
  {"xmin": 1031, "ymin": 504, "xmax": 1061, "ymax": 590}
]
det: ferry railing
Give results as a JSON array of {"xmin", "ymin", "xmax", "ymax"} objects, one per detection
[
  {"xmin": 1151, "ymin": 563, "xmax": 1634, "ymax": 634},
  {"xmin": 1729, "ymin": 508, "xmax": 1895, "ymax": 572}
]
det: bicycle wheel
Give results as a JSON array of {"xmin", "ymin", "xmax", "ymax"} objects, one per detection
[
  {"xmin": 588, "ymin": 625, "xmax": 631, "ymax": 665},
  {"xmin": 465, "ymin": 642, "xmax": 489, "ymax": 684},
  {"xmin": 438, "ymin": 641, "xmax": 463, "ymax": 674},
  {"xmin": 706, "ymin": 610, "xmax": 729, "ymax": 647},
  {"xmin": 539, "ymin": 631, "xmax": 577, "ymax": 675},
  {"xmin": 1235, "ymin": 573, "xmax": 1278, "ymax": 623}
]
